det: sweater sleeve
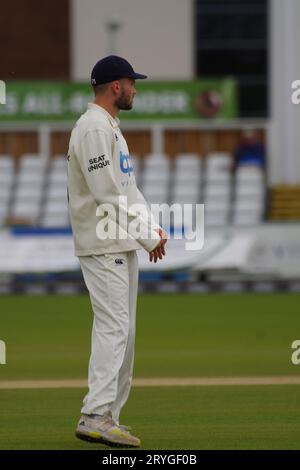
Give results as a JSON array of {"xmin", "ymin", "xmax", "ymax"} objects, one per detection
[{"xmin": 77, "ymin": 128, "xmax": 160, "ymax": 252}]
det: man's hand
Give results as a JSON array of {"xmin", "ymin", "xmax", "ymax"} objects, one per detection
[{"xmin": 149, "ymin": 228, "xmax": 168, "ymax": 263}]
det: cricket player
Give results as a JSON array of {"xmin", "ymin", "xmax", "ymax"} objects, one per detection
[{"xmin": 67, "ymin": 55, "xmax": 167, "ymax": 448}]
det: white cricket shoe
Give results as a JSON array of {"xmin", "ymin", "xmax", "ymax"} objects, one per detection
[{"xmin": 75, "ymin": 411, "xmax": 140, "ymax": 448}]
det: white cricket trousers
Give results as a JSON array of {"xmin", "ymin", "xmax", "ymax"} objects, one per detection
[{"xmin": 78, "ymin": 250, "xmax": 139, "ymax": 423}]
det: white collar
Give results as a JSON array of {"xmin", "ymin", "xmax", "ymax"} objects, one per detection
[{"xmin": 87, "ymin": 103, "xmax": 120, "ymax": 128}]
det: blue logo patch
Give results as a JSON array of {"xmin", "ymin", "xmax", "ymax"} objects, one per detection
[{"xmin": 120, "ymin": 152, "xmax": 134, "ymax": 177}]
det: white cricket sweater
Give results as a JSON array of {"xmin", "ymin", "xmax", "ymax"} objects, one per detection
[{"xmin": 67, "ymin": 103, "xmax": 161, "ymax": 256}]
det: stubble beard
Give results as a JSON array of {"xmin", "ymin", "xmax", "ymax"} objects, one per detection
[{"xmin": 115, "ymin": 91, "xmax": 133, "ymax": 111}]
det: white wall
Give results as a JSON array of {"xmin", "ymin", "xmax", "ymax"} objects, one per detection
[
  {"xmin": 71, "ymin": 0, "xmax": 194, "ymax": 82},
  {"xmin": 268, "ymin": 0, "xmax": 300, "ymax": 184}
]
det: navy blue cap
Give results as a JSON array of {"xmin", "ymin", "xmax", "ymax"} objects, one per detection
[{"xmin": 91, "ymin": 55, "xmax": 147, "ymax": 86}]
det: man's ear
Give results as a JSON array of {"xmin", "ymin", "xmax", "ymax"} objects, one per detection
[{"xmin": 112, "ymin": 81, "xmax": 121, "ymax": 94}]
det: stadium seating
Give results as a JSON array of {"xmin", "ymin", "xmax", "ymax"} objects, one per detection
[
  {"xmin": 141, "ymin": 153, "xmax": 171, "ymax": 204},
  {"xmin": 0, "ymin": 152, "xmax": 267, "ymax": 229},
  {"xmin": 0, "ymin": 155, "xmax": 15, "ymax": 224},
  {"xmin": 204, "ymin": 152, "xmax": 232, "ymax": 226},
  {"xmin": 41, "ymin": 155, "xmax": 69, "ymax": 227},
  {"xmin": 171, "ymin": 153, "xmax": 202, "ymax": 204},
  {"xmin": 232, "ymin": 166, "xmax": 265, "ymax": 225},
  {"xmin": 10, "ymin": 154, "xmax": 46, "ymax": 224}
]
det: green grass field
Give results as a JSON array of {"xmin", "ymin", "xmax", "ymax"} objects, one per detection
[{"xmin": 0, "ymin": 293, "xmax": 300, "ymax": 449}]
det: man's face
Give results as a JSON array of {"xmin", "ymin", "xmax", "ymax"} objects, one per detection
[{"xmin": 115, "ymin": 78, "xmax": 136, "ymax": 110}]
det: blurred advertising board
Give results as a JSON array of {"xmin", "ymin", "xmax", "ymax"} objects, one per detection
[{"xmin": 0, "ymin": 79, "xmax": 237, "ymax": 122}]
